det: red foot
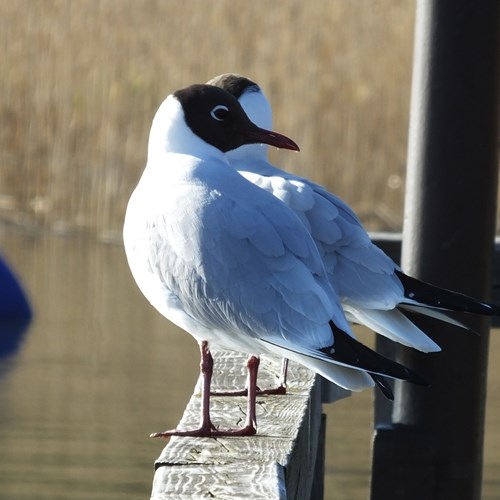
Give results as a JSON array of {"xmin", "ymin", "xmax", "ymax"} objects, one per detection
[
  {"xmin": 150, "ymin": 423, "xmax": 257, "ymax": 439},
  {"xmin": 153, "ymin": 344, "xmax": 259, "ymax": 439},
  {"xmin": 257, "ymin": 385, "xmax": 287, "ymax": 395},
  {"xmin": 210, "ymin": 388, "xmax": 248, "ymax": 397},
  {"xmin": 211, "ymin": 384, "xmax": 286, "ymax": 397}
]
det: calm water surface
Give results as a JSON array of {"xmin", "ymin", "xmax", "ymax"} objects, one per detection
[{"xmin": 0, "ymin": 226, "xmax": 499, "ymax": 499}]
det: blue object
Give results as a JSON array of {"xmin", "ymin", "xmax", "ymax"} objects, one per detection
[{"xmin": 0, "ymin": 254, "xmax": 31, "ymax": 359}]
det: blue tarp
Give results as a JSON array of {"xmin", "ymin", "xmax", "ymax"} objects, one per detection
[{"xmin": 0, "ymin": 255, "xmax": 31, "ymax": 358}]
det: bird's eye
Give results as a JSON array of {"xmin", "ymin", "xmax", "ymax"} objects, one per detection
[{"xmin": 210, "ymin": 104, "xmax": 229, "ymax": 122}]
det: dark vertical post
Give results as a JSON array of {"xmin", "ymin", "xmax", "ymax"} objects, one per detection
[
  {"xmin": 371, "ymin": 1, "xmax": 500, "ymax": 500},
  {"xmin": 310, "ymin": 413, "xmax": 326, "ymax": 500}
]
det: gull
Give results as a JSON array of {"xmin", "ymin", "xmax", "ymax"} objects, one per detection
[
  {"xmin": 123, "ymin": 83, "xmax": 425, "ymax": 437},
  {"xmin": 207, "ymin": 73, "xmax": 500, "ymax": 358}
]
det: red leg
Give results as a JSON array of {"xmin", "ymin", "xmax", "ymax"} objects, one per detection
[
  {"xmin": 243, "ymin": 356, "xmax": 259, "ymax": 432},
  {"xmin": 151, "ymin": 343, "xmax": 257, "ymax": 438},
  {"xmin": 151, "ymin": 340, "xmax": 216, "ymax": 438},
  {"xmin": 212, "ymin": 357, "xmax": 288, "ymax": 397},
  {"xmin": 206, "ymin": 355, "xmax": 258, "ymax": 436},
  {"xmin": 257, "ymin": 357, "xmax": 288, "ymax": 395}
]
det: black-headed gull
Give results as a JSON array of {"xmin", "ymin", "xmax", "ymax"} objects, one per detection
[
  {"xmin": 207, "ymin": 73, "xmax": 500, "ymax": 354},
  {"xmin": 123, "ymin": 84, "xmax": 424, "ymax": 437}
]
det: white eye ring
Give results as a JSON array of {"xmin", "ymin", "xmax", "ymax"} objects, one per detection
[{"xmin": 210, "ymin": 104, "xmax": 229, "ymax": 121}]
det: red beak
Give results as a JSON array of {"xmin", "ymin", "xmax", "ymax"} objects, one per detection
[{"xmin": 245, "ymin": 127, "xmax": 300, "ymax": 152}]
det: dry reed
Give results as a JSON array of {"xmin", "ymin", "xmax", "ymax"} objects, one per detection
[{"xmin": 0, "ymin": 1, "xmax": 416, "ymax": 240}]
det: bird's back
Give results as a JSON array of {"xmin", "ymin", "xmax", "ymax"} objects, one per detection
[{"xmin": 124, "ymin": 153, "xmax": 349, "ymax": 354}]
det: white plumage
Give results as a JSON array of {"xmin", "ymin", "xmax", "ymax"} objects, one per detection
[
  {"xmin": 126, "ymin": 90, "xmax": 374, "ymax": 384},
  {"xmin": 124, "ymin": 84, "xmax": 424, "ymax": 436}
]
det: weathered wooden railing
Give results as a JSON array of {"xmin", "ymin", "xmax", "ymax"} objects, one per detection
[{"xmin": 150, "ymin": 350, "xmax": 349, "ymax": 499}]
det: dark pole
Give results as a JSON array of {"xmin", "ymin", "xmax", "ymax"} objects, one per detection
[{"xmin": 371, "ymin": 1, "xmax": 500, "ymax": 500}]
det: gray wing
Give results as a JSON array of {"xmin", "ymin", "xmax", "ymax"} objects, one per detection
[{"xmin": 145, "ymin": 176, "xmax": 351, "ymax": 352}]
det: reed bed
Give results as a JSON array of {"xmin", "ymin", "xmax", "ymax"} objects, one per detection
[{"xmin": 1, "ymin": 1, "xmax": 416, "ymax": 241}]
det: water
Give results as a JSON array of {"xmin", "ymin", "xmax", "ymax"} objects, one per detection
[{"xmin": 0, "ymin": 226, "xmax": 499, "ymax": 499}]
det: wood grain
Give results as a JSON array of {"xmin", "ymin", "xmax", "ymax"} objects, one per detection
[{"xmin": 150, "ymin": 350, "xmax": 331, "ymax": 499}]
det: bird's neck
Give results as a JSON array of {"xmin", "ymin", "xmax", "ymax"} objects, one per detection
[{"xmin": 226, "ymin": 143, "xmax": 269, "ymax": 163}]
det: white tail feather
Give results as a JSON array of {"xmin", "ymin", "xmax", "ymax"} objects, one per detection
[
  {"xmin": 399, "ymin": 303, "xmax": 470, "ymax": 330},
  {"xmin": 257, "ymin": 339, "xmax": 374, "ymax": 392},
  {"xmin": 344, "ymin": 305, "xmax": 441, "ymax": 353}
]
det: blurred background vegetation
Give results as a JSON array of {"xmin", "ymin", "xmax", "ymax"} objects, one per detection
[
  {"xmin": 2, "ymin": 3, "xmax": 500, "ymax": 499},
  {"xmin": 1, "ymin": 0, "xmax": 418, "ymax": 241}
]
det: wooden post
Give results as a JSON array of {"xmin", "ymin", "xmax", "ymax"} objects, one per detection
[
  {"xmin": 150, "ymin": 351, "xmax": 329, "ymax": 500},
  {"xmin": 371, "ymin": 1, "xmax": 500, "ymax": 499}
]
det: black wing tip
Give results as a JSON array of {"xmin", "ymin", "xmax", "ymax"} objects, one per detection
[
  {"xmin": 396, "ymin": 270, "xmax": 500, "ymax": 316},
  {"xmin": 402, "ymin": 367, "xmax": 429, "ymax": 387},
  {"xmin": 372, "ymin": 372, "xmax": 429, "ymax": 401},
  {"xmin": 371, "ymin": 374, "xmax": 394, "ymax": 400},
  {"xmin": 327, "ymin": 321, "xmax": 428, "ymax": 387}
]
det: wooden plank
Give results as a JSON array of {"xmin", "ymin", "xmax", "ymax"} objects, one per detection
[{"xmin": 151, "ymin": 350, "xmax": 329, "ymax": 499}]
